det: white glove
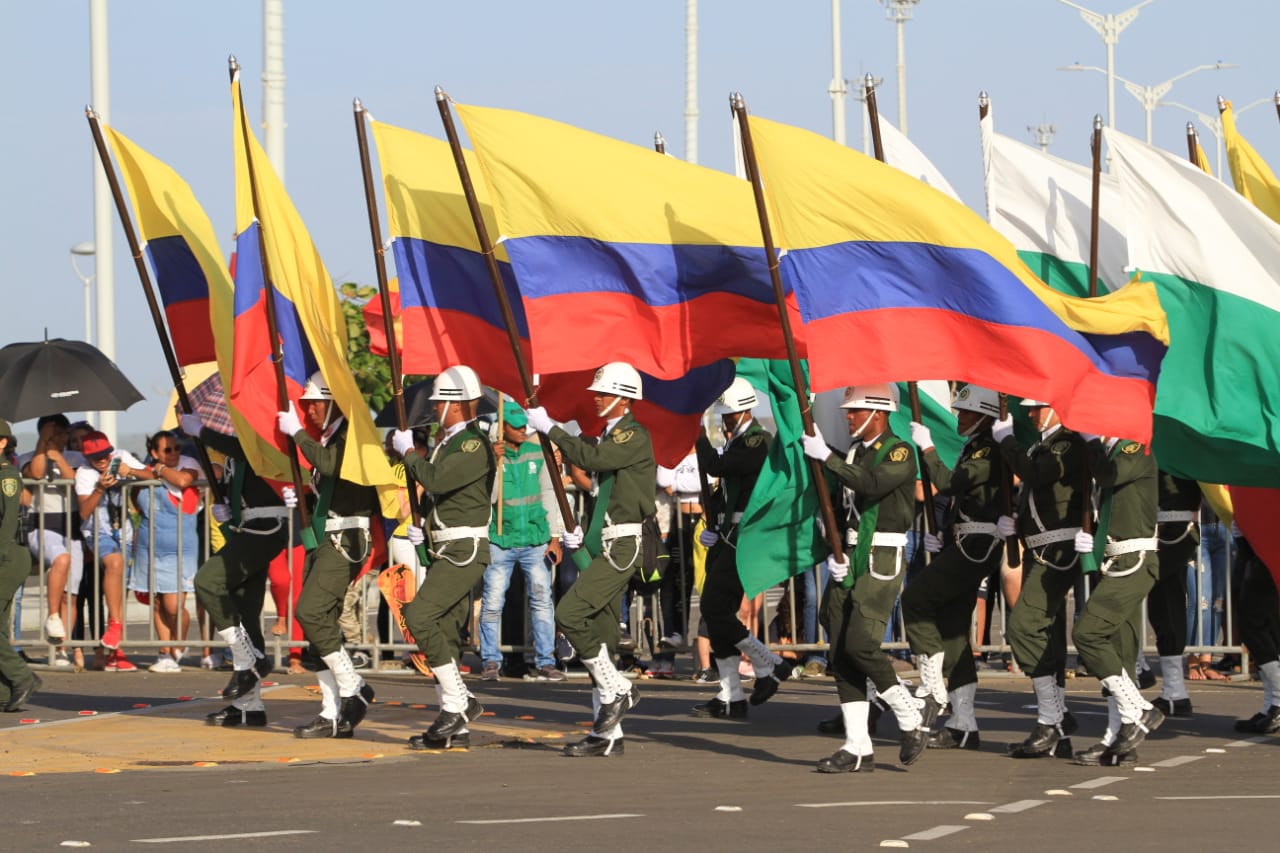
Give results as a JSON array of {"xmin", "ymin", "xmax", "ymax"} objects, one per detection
[
  {"xmin": 923, "ymin": 531, "xmax": 943, "ymax": 554},
  {"xmin": 179, "ymin": 412, "xmax": 203, "ymax": 437},
  {"xmin": 991, "ymin": 415, "xmax": 1014, "ymax": 444},
  {"xmin": 800, "ymin": 425, "xmax": 829, "ymax": 461},
  {"xmin": 698, "ymin": 529, "xmax": 719, "ymax": 548},
  {"xmin": 997, "ymin": 515, "xmax": 1016, "ymax": 539},
  {"xmin": 526, "ymin": 406, "xmax": 555, "ymax": 434},
  {"xmin": 211, "ymin": 501, "xmax": 232, "ymax": 523},
  {"xmin": 1074, "ymin": 530, "xmax": 1094, "ymax": 554},
  {"xmin": 825, "ymin": 553, "xmax": 850, "ymax": 583},
  {"xmin": 391, "ymin": 428, "xmax": 415, "ymax": 457},
  {"xmin": 561, "ymin": 526, "xmax": 584, "ymax": 550},
  {"xmin": 277, "ymin": 403, "xmax": 303, "ymax": 437},
  {"xmin": 909, "ymin": 420, "xmax": 934, "ymax": 452},
  {"xmin": 281, "ymin": 486, "xmax": 298, "ymax": 509},
  {"xmin": 406, "ymin": 525, "xmax": 425, "ymax": 546}
]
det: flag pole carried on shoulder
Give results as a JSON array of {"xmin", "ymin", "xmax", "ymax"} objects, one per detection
[
  {"xmin": 729, "ymin": 92, "xmax": 844, "ymax": 567},
  {"xmin": 1078, "ymin": 113, "xmax": 1105, "ymax": 573},
  {"xmin": 229, "ymin": 57, "xmax": 312, "ymax": 540},
  {"xmin": 351, "ymin": 98, "xmax": 428, "ymax": 562},
  {"xmin": 862, "ymin": 75, "xmax": 938, "ymax": 538},
  {"xmin": 84, "ymin": 108, "xmax": 223, "ymax": 501}
]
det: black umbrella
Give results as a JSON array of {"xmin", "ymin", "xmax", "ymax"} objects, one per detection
[
  {"xmin": 0, "ymin": 338, "xmax": 144, "ymax": 423},
  {"xmin": 374, "ymin": 377, "xmax": 498, "ymax": 429}
]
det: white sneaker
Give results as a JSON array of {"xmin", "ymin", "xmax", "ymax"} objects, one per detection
[
  {"xmin": 51, "ymin": 650, "xmax": 72, "ymax": 668},
  {"xmin": 659, "ymin": 633, "xmax": 685, "ymax": 649},
  {"xmin": 45, "ymin": 614, "xmax": 66, "ymax": 640},
  {"xmin": 200, "ymin": 655, "xmax": 217, "ymax": 670},
  {"xmin": 148, "ymin": 656, "xmax": 182, "ymax": 673}
]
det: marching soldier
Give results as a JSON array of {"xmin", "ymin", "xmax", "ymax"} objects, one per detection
[
  {"xmin": 801, "ymin": 384, "xmax": 931, "ymax": 772},
  {"xmin": 1071, "ymin": 434, "xmax": 1164, "ymax": 764},
  {"xmin": 1232, "ymin": 533, "xmax": 1280, "ymax": 734},
  {"xmin": 692, "ymin": 375, "xmax": 783, "ymax": 719},
  {"xmin": 0, "ymin": 419, "xmax": 41, "ymax": 712},
  {"xmin": 993, "ymin": 399, "xmax": 1086, "ymax": 758},
  {"xmin": 392, "ymin": 366, "xmax": 497, "ymax": 750},
  {"xmin": 903, "ymin": 384, "xmax": 1005, "ymax": 750},
  {"xmin": 277, "ymin": 372, "xmax": 377, "ymax": 738},
  {"xmin": 526, "ymin": 362, "xmax": 656, "ymax": 757},
  {"xmin": 1147, "ymin": 471, "xmax": 1201, "ymax": 717},
  {"xmin": 183, "ymin": 411, "xmax": 291, "ymax": 728}
]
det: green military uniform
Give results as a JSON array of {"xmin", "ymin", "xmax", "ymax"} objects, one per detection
[
  {"xmin": 401, "ymin": 420, "xmax": 497, "ymax": 667},
  {"xmin": 0, "ymin": 427, "xmax": 38, "ymax": 709},
  {"xmin": 1235, "ymin": 536, "xmax": 1280, "ymax": 732},
  {"xmin": 1001, "ymin": 425, "xmax": 1089, "ymax": 679},
  {"xmin": 1149, "ymin": 472, "xmax": 1200, "ymax": 659},
  {"xmin": 823, "ymin": 428, "xmax": 917, "ymax": 703},
  {"xmin": 902, "ymin": 430, "xmax": 1003, "ymax": 697},
  {"xmin": 695, "ymin": 421, "xmax": 771, "ymax": 659},
  {"xmin": 292, "ymin": 420, "xmax": 378, "ymax": 658},
  {"xmin": 1073, "ymin": 439, "xmax": 1159, "ymax": 682},
  {"xmin": 192, "ymin": 429, "xmax": 289, "ymax": 657},
  {"xmin": 551, "ymin": 411, "xmax": 656, "ymax": 658}
]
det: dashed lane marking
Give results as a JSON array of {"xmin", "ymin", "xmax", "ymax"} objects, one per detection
[
  {"xmin": 988, "ymin": 799, "xmax": 1048, "ymax": 814},
  {"xmin": 1070, "ymin": 776, "xmax": 1128, "ymax": 790},
  {"xmin": 902, "ymin": 825, "xmax": 968, "ymax": 841},
  {"xmin": 133, "ymin": 830, "xmax": 318, "ymax": 843},
  {"xmin": 457, "ymin": 814, "xmax": 643, "ymax": 825},
  {"xmin": 796, "ymin": 801, "xmax": 992, "ymax": 809},
  {"xmin": 1150, "ymin": 756, "xmax": 1204, "ymax": 768}
]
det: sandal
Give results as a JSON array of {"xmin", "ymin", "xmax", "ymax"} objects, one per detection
[
  {"xmin": 1186, "ymin": 656, "xmax": 1207, "ymax": 680},
  {"xmin": 1200, "ymin": 655, "xmax": 1229, "ymax": 680}
]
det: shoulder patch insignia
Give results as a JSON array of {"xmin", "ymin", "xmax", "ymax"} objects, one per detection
[
  {"xmin": 744, "ymin": 434, "xmax": 765, "ymax": 448},
  {"xmin": 971, "ymin": 446, "xmax": 990, "ymax": 460},
  {"xmin": 612, "ymin": 429, "xmax": 635, "ymax": 445},
  {"xmin": 872, "ymin": 441, "xmax": 883, "ymax": 451},
  {"xmin": 1, "ymin": 476, "xmax": 17, "ymax": 497},
  {"xmin": 1121, "ymin": 441, "xmax": 1142, "ymax": 454},
  {"xmin": 460, "ymin": 438, "xmax": 482, "ymax": 453},
  {"xmin": 888, "ymin": 446, "xmax": 910, "ymax": 463},
  {"xmin": 1050, "ymin": 440, "xmax": 1072, "ymax": 456}
]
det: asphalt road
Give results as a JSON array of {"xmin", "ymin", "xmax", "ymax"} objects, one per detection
[{"xmin": 2, "ymin": 667, "xmax": 1276, "ymax": 851}]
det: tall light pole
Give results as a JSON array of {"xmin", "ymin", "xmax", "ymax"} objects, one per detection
[
  {"xmin": 880, "ymin": 0, "xmax": 919, "ymax": 134},
  {"xmin": 1028, "ymin": 122, "xmax": 1057, "ymax": 152},
  {"xmin": 684, "ymin": 0, "xmax": 698, "ymax": 164},
  {"xmin": 1056, "ymin": 0, "xmax": 1155, "ymax": 133},
  {"xmin": 829, "ymin": 0, "xmax": 847, "ymax": 144},
  {"xmin": 89, "ymin": 0, "xmax": 115, "ymax": 441},
  {"xmin": 69, "ymin": 242, "xmax": 95, "ymax": 346},
  {"xmin": 1162, "ymin": 95, "xmax": 1275, "ymax": 181},
  {"xmin": 262, "ymin": 0, "xmax": 286, "ymax": 182},
  {"xmin": 1059, "ymin": 61, "xmax": 1236, "ymax": 143}
]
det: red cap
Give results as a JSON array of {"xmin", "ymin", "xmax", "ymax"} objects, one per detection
[{"xmin": 81, "ymin": 431, "xmax": 114, "ymax": 459}]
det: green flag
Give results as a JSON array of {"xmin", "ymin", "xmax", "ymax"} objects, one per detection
[{"xmin": 735, "ymin": 358, "xmax": 823, "ymax": 598}]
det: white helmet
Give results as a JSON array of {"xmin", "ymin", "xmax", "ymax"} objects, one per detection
[
  {"xmin": 299, "ymin": 371, "xmax": 333, "ymax": 401},
  {"xmin": 952, "ymin": 384, "xmax": 1000, "ymax": 418},
  {"xmin": 587, "ymin": 362, "xmax": 643, "ymax": 400},
  {"xmin": 430, "ymin": 365, "xmax": 482, "ymax": 401},
  {"xmin": 713, "ymin": 377, "xmax": 757, "ymax": 414},
  {"xmin": 839, "ymin": 382, "xmax": 899, "ymax": 412},
  {"xmin": 1020, "ymin": 397, "xmax": 1050, "ymax": 407}
]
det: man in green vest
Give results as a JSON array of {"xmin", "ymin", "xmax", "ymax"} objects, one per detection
[
  {"xmin": 394, "ymin": 366, "xmax": 497, "ymax": 750},
  {"xmin": 183, "ymin": 411, "xmax": 290, "ymax": 728},
  {"xmin": 0, "ymin": 419, "xmax": 41, "ymax": 712},
  {"xmin": 903, "ymin": 384, "xmax": 1005, "ymax": 750},
  {"xmin": 1071, "ymin": 434, "xmax": 1164, "ymax": 765},
  {"xmin": 692, "ymin": 375, "xmax": 781, "ymax": 718},
  {"xmin": 801, "ymin": 384, "xmax": 931, "ymax": 772},
  {"xmin": 994, "ymin": 399, "xmax": 1087, "ymax": 758},
  {"xmin": 277, "ymin": 371, "xmax": 377, "ymax": 738},
  {"xmin": 526, "ymin": 362, "xmax": 656, "ymax": 758}
]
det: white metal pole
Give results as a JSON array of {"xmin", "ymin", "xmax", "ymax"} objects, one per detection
[
  {"xmin": 1105, "ymin": 37, "xmax": 1116, "ymax": 134},
  {"xmin": 90, "ymin": 0, "xmax": 115, "ymax": 440},
  {"xmin": 830, "ymin": 0, "xmax": 846, "ymax": 144},
  {"xmin": 262, "ymin": 0, "xmax": 286, "ymax": 182},
  {"xmin": 896, "ymin": 11, "xmax": 907, "ymax": 134},
  {"xmin": 684, "ymin": 0, "xmax": 698, "ymax": 164}
]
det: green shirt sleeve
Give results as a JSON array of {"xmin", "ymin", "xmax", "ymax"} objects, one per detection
[
  {"xmin": 825, "ymin": 440, "xmax": 917, "ymax": 501},
  {"xmin": 293, "ymin": 429, "xmax": 343, "ymax": 478},
  {"xmin": 550, "ymin": 425, "xmax": 650, "ymax": 474},
  {"xmin": 1088, "ymin": 439, "xmax": 1148, "ymax": 489}
]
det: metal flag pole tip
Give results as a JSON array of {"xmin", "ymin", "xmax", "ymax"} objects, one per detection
[
  {"xmin": 864, "ymin": 72, "xmax": 877, "ymax": 89},
  {"xmin": 978, "ymin": 91, "xmax": 989, "ymax": 109},
  {"xmin": 228, "ymin": 54, "xmax": 239, "ymax": 71},
  {"xmin": 1217, "ymin": 94, "xmax": 1227, "ymax": 112},
  {"xmin": 1094, "ymin": 113, "xmax": 1103, "ymax": 130},
  {"xmin": 434, "ymin": 85, "xmax": 447, "ymax": 103},
  {"xmin": 353, "ymin": 97, "xmax": 363, "ymax": 111}
]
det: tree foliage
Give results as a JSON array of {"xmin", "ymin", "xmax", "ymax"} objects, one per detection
[{"xmin": 336, "ymin": 281, "xmax": 427, "ymax": 414}]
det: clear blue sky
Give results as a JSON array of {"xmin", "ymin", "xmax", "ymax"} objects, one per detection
[{"xmin": 3, "ymin": 0, "xmax": 1277, "ymax": 447}]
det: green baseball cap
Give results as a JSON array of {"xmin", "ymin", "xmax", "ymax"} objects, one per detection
[{"xmin": 502, "ymin": 401, "xmax": 529, "ymax": 429}]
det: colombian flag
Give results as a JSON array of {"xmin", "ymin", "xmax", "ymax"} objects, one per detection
[
  {"xmin": 453, "ymin": 103, "xmax": 803, "ymax": 381},
  {"xmin": 368, "ymin": 116, "xmax": 732, "ymax": 465},
  {"xmin": 747, "ymin": 114, "xmax": 1168, "ymax": 443}
]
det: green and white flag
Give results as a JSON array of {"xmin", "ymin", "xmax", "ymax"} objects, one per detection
[
  {"xmin": 981, "ymin": 108, "xmax": 1127, "ymax": 296},
  {"xmin": 877, "ymin": 116, "xmax": 962, "ymax": 202},
  {"xmin": 1106, "ymin": 128, "xmax": 1280, "ymax": 485}
]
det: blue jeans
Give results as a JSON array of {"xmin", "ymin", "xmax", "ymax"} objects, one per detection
[
  {"xmin": 1188, "ymin": 522, "xmax": 1232, "ymax": 647},
  {"xmin": 802, "ymin": 565, "xmax": 827, "ymax": 666},
  {"xmin": 480, "ymin": 543, "xmax": 554, "ymax": 668}
]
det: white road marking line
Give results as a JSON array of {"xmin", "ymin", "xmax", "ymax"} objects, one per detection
[
  {"xmin": 902, "ymin": 825, "xmax": 968, "ymax": 841},
  {"xmin": 796, "ymin": 801, "xmax": 992, "ymax": 809},
  {"xmin": 989, "ymin": 799, "xmax": 1048, "ymax": 814},
  {"xmin": 1226, "ymin": 736, "xmax": 1268, "ymax": 748},
  {"xmin": 1150, "ymin": 755, "xmax": 1204, "ymax": 768},
  {"xmin": 134, "ymin": 830, "xmax": 317, "ymax": 843},
  {"xmin": 458, "ymin": 814, "xmax": 643, "ymax": 825},
  {"xmin": 1154, "ymin": 795, "xmax": 1280, "ymax": 801},
  {"xmin": 1070, "ymin": 776, "xmax": 1128, "ymax": 790}
]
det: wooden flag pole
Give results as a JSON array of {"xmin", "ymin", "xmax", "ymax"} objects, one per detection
[
  {"xmin": 1185, "ymin": 121, "xmax": 1199, "ymax": 165},
  {"xmin": 730, "ymin": 93, "xmax": 844, "ymax": 565},
  {"xmin": 433, "ymin": 87, "xmax": 577, "ymax": 533},
  {"xmin": 85, "ymin": 109, "xmax": 223, "ymax": 502},
  {"xmin": 351, "ymin": 99, "xmax": 427, "ymax": 554},
  {"xmin": 863, "ymin": 75, "xmax": 938, "ymax": 537},
  {"xmin": 1079, "ymin": 114, "xmax": 1106, "ymax": 546},
  {"xmin": 229, "ymin": 57, "xmax": 310, "ymax": 535}
]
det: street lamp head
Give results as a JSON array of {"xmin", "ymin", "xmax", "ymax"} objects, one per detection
[{"xmin": 70, "ymin": 241, "xmax": 95, "ymax": 256}]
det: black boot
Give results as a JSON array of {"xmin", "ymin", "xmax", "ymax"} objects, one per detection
[
  {"xmin": 1008, "ymin": 722, "xmax": 1062, "ymax": 758},
  {"xmin": 1073, "ymin": 741, "xmax": 1136, "ymax": 766},
  {"xmin": 206, "ymin": 705, "xmax": 267, "ymax": 727},
  {"xmin": 1152, "ymin": 697, "xmax": 1193, "ymax": 718},
  {"xmin": 899, "ymin": 727, "xmax": 930, "ymax": 766},
  {"xmin": 427, "ymin": 696, "xmax": 484, "ymax": 741},
  {"xmin": 817, "ymin": 712, "xmax": 845, "ymax": 735},
  {"xmin": 293, "ymin": 715, "xmax": 349, "ymax": 739},
  {"xmin": 2, "ymin": 674, "xmax": 42, "ymax": 712},
  {"xmin": 816, "ymin": 749, "xmax": 875, "ymax": 773},
  {"xmin": 749, "ymin": 665, "xmax": 791, "ymax": 706},
  {"xmin": 563, "ymin": 735, "xmax": 623, "ymax": 757},
  {"xmin": 339, "ymin": 683, "xmax": 376, "ymax": 729},
  {"xmin": 928, "ymin": 727, "xmax": 980, "ymax": 750},
  {"xmin": 1112, "ymin": 706, "xmax": 1165, "ymax": 754},
  {"xmin": 691, "ymin": 698, "xmax": 748, "ymax": 719},
  {"xmin": 594, "ymin": 686, "xmax": 639, "ymax": 735},
  {"xmin": 408, "ymin": 731, "xmax": 470, "ymax": 750},
  {"xmin": 221, "ymin": 657, "xmax": 273, "ymax": 701}
]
